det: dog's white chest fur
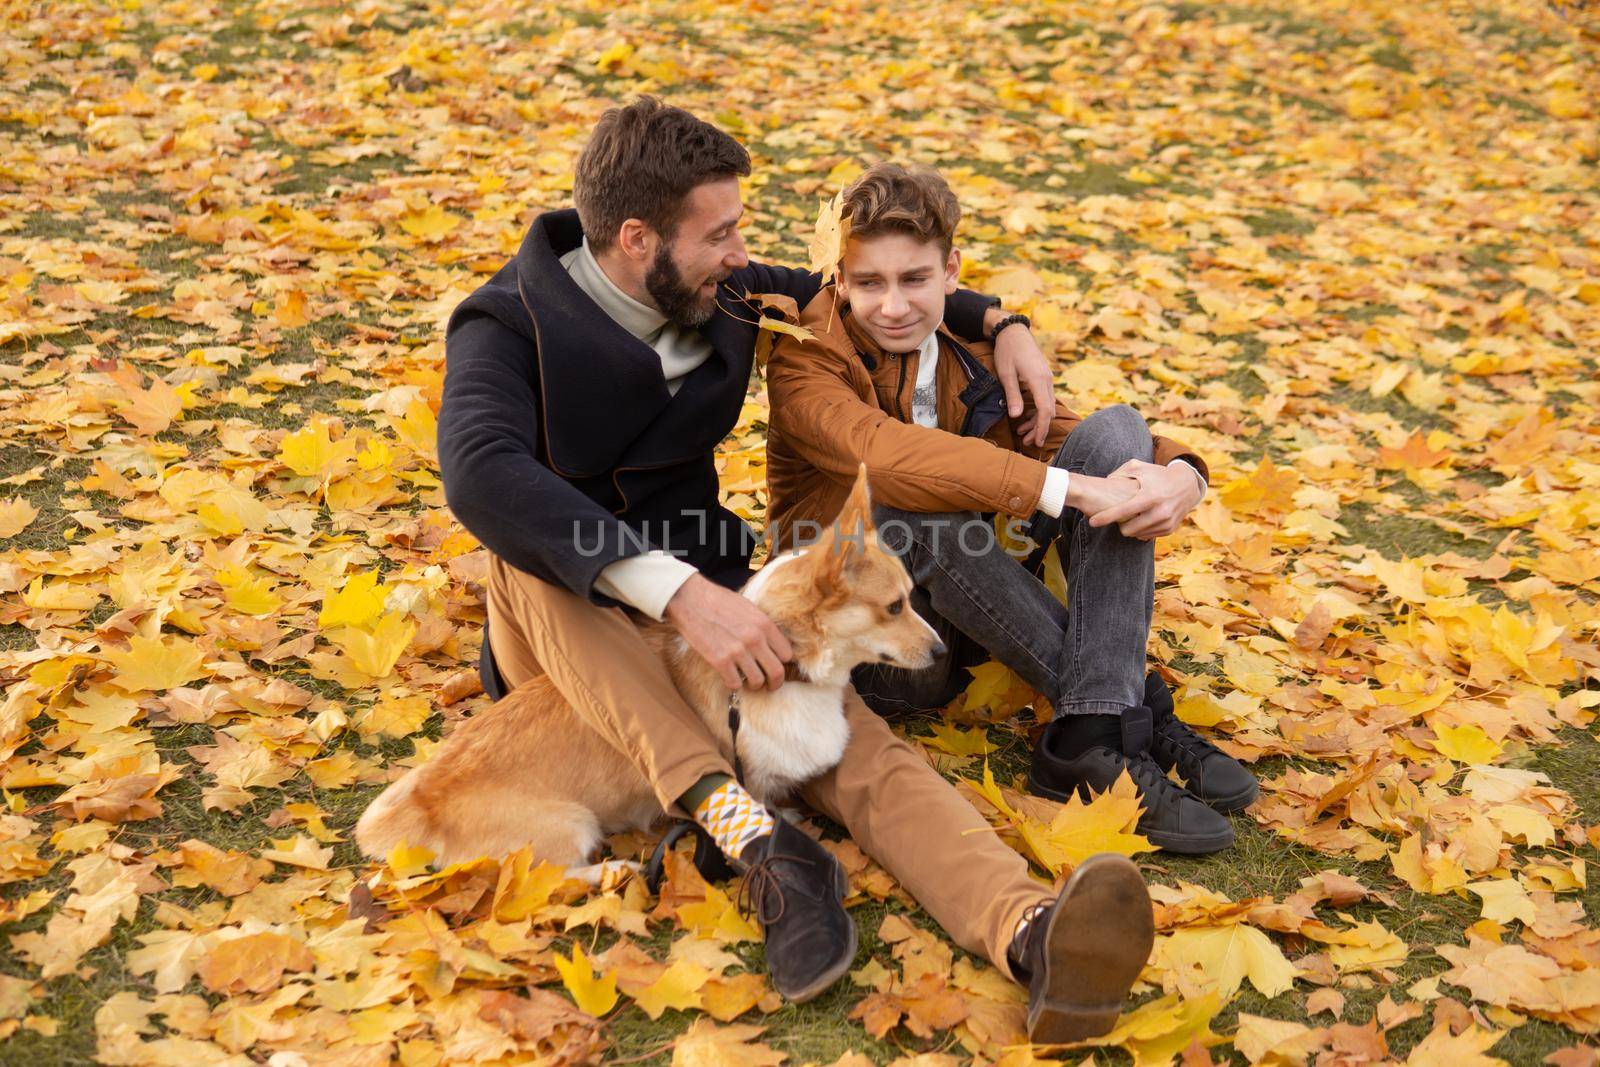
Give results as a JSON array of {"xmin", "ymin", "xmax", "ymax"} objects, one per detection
[{"xmin": 733, "ymin": 682, "xmax": 851, "ymax": 804}]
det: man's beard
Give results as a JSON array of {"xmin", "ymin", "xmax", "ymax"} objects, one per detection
[{"xmin": 645, "ymin": 242, "xmax": 722, "ymax": 328}]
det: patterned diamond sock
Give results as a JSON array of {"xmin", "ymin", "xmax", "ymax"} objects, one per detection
[{"xmin": 692, "ymin": 779, "xmax": 777, "ymax": 861}]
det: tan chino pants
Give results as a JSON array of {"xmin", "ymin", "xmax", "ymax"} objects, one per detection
[{"xmin": 486, "ymin": 553, "xmax": 1050, "ymax": 978}]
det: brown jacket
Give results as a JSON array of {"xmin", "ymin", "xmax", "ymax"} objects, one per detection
[{"xmin": 764, "ymin": 287, "xmax": 1206, "ymax": 551}]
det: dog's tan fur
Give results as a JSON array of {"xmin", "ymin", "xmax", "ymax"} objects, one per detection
[{"xmin": 356, "ymin": 468, "xmax": 943, "ymax": 868}]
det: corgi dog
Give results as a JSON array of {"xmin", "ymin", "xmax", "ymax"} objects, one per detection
[{"xmin": 355, "ymin": 467, "xmax": 945, "ymax": 871}]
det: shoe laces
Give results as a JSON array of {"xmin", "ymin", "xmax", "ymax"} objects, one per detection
[
  {"xmin": 1122, "ymin": 750, "xmax": 1196, "ymax": 818},
  {"xmin": 735, "ymin": 852, "xmax": 815, "ymax": 927},
  {"xmin": 1152, "ymin": 711, "xmax": 1223, "ymax": 767},
  {"xmin": 1008, "ymin": 900, "xmax": 1053, "ymax": 981}
]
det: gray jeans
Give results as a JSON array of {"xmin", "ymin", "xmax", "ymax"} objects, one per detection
[{"xmin": 853, "ymin": 404, "xmax": 1156, "ymax": 716}]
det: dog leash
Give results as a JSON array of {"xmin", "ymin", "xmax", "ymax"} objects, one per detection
[
  {"xmin": 645, "ymin": 663, "xmax": 810, "ymax": 895},
  {"xmin": 726, "ymin": 692, "xmax": 745, "ymax": 786},
  {"xmin": 643, "ymin": 691, "xmax": 746, "ymax": 895}
]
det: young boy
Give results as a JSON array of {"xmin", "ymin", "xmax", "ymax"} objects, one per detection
[{"xmin": 765, "ymin": 162, "xmax": 1257, "ymax": 853}]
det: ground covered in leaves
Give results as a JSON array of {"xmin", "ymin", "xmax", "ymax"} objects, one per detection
[{"xmin": 2, "ymin": 0, "xmax": 1598, "ymax": 1064}]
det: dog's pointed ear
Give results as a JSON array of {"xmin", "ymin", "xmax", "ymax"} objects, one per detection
[
  {"xmin": 833, "ymin": 464, "xmax": 876, "ymax": 544},
  {"xmin": 817, "ymin": 465, "xmax": 875, "ymax": 585}
]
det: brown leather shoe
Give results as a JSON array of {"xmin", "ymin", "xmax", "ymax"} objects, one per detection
[
  {"xmin": 1014, "ymin": 853, "xmax": 1155, "ymax": 1044},
  {"xmin": 736, "ymin": 820, "xmax": 858, "ymax": 1003}
]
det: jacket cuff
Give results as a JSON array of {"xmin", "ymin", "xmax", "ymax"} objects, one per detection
[
  {"xmin": 1001, "ymin": 454, "xmax": 1051, "ymax": 517},
  {"xmin": 1152, "ymin": 435, "xmax": 1208, "ymax": 485}
]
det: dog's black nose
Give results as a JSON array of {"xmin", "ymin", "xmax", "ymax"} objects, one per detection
[{"xmin": 930, "ymin": 640, "xmax": 947, "ymax": 659}]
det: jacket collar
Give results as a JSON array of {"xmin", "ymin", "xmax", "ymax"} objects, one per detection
[
  {"xmin": 838, "ymin": 301, "xmax": 1005, "ymax": 440},
  {"xmin": 511, "ymin": 209, "xmax": 751, "ymax": 479},
  {"xmin": 839, "ymin": 303, "xmax": 963, "ymax": 371}
]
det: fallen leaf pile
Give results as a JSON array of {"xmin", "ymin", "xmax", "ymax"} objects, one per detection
[{"xmin": 0, "ymin": 0, "xmax": 1597, "ymax": 1064}]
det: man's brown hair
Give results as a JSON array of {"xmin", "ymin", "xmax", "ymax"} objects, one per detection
[
  {"xmin": 841, "ymin": 162, "xmax": 962, "ymax": 257},
  {"xmin": 573, "ymin": 96, "xmax": 751, "ymax": 253}
]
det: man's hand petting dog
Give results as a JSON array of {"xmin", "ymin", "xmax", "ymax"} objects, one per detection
[
  {"xmin": 664, "ymin": 574, "xmax": 794, "ymax": 691},
  {"xmin": 1086, "ymin": 459, "xmax": 1205, "ymax": 540}
]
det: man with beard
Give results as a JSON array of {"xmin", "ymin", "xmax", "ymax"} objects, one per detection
[{"xmin": 438, "ymin": 97, "xmax": 1157, "ymax": 1033}]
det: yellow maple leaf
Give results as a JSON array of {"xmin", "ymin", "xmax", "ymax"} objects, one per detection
[
  {"xmin": 1376, "ymin": 430, "xmax": 1452, "ymax": 472},
  {"xmin": 273, "ymin": 288, "xmax": 310, "ymax": 328},
  {"xmin": 1405, "ymin": 1023, "xmax": 1507, "ymax": 1066},
  {"xmin": 74, "ymin": 278, "xmax": 129, "ymax": 305},
  {"xmin": 319, "ymin": 569, "xmax": 388, "ymax": 630},
  {"xmin": 278, "ymin": 420, "xmax": 356, "ymax": 479},
  {"xmin": 1217, "ymin": 455, "xmax": 1300, "ymax": 514},
  {"xmin": 595, "ymin": 40, "xmax": 634, "ymax": 73},
  {"xmin": 325, "ymin": 611, "xmax": 415, "ymax": 682},
  {"xmin": 195, "ymin": 503, "xmax": 244, "ymax": 537},
  {"xmin": 1487, "ymin": 606, "xmax": 1561, "ymax": 673},
  {"xmin": 386, "ymin": 841, "xmax": 435, "ymax": 878},
  {"xmin": 677, "ymin": 882, "xmax": 762, "ymax": 944},
  {"xmin": 259, "ymin": 835, "xmax": 333, "ymax": 870},
  {"xmin": 920, "ymin": 722, "xmax": 997, "ymax": 757},
  {"xmin": 1363, "ymin": 555, "xmax": 1431, "ymax": 603},
  {"xmin": 1234, "ymin": 1014, "xmax": 1327, "ymax": 1065},
  {"xmin": 1032, "ymin": 768, "xmax": 1158, "ymax": 872},
  {"xmin": 967, "ymin": 763, "xmax": 1154, "ymax": 875},
  {"xmin": 1306, "ymin": 917, "xmax": 1408, "ymax": 972},
  {"xmin": 380, "ymin": 397, "xmax": 437, "ymax": 454},
  {"xmin": 553, "ymin": 943, "xmax": 619, "ymax": 1017},
  {"xmin": 808, "ymin": 189, "xmax": 851, "ymax": 285},
  {"xmin": 23, "ymin": 576, "xmax": 101, "ymax": 612},
  {"xmin": 10, "ymin": 911, "xmax": 118, "ymax": 980},
  {"xmin": 304, "ymin": 749, "xmax": 359, "ymax": 789},
  {"xmin": 397, "ymin": 203, "xmax": 460, "ymax": 241},
  {"xmin": 962, "ymin": 660, "xmax": 1035, "ymax": 718},
  {"xmin": 755, "ymin": 315, "xmax": 815, "ymax": 343},
  {"xmin": 493, "ymin": 851, "xmax": 568, "ymax": 922},
  {"xmin": 101, "ymin": 634, "xmax": 208, "ymax": 693},
  {"xmin": 1466, "ymin": 879, "xmax": 1537, "ymax": 927},
  {"xmin": 969, "ymin": 761, "xmax": 1024, "ymax": 822},
  {"xmin": 197, "ymin": 930, "xmax": 313, "ymax": 994},
  {"xmin": 1389, "ymin": 833, "xmax": 1469, "ymax": 895},
  {"xmin": 671, "ymin": 1018, "xmax": 786, "ymax": 1067},
  {"xmin": 326, "ymin": 468, "xmax": 399, "ymax": 512},
  {"xmin": 354, "ymin": 693, "xmax": 431, "ymax": 740},
  {"xmin": 279, "ymin": 802, "xmax": 340, "ymax": 844},
  {"xmin": 1078, "ymin": 991, "xmax": 1224, "ymax": 1066},
  {"xmin": 1432, "ymin": 724, "xmax": 1503, "ymax": 765},
  {"xmin": 115, "ymin": 376, "xmax": 185, "ymax": 436},
  {"xmin": 127, "ymin": 929, "xmax": 210, "ymax": 994},
  {"xmin": 214, "ymin": 565, "xmax": 284, "ymax": 616},
  {"xmin": 1040, "ymin": 541, "xmax": 1068, "ymax": 605},
  {"xmin": 631, "ymin": 959, "xmax": 711, "ymax": 1020},
  {"xmin": 1150, "ymin": 923, "xmax": 1301, "ymax": 1000},
  {"xmin": 355, "ymin": 436, "xmax": 393, "ymax": 471},
  {"xmin": 0, "ymin": 497, "xmax": 38, "ymax": 538}
]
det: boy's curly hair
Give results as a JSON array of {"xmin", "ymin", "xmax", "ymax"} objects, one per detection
[{"xmin": 841, "ymin": 162, "xmax": 961, "ymax": 256}]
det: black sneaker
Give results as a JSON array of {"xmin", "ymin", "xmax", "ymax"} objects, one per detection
[
  {"xmin": 735, "ymin": 820, "xmax": 858, "ymax": 1003},
  {"xmin": 1006, "ymin": 853, "xmax": 1155, "ymax": 1043},
  {"xmin": 1143, "ymin": 672, "xmax": 1259, "ymax": 813},
  {"xmin": 1027, "ymin": 706, "xmax": 1235, "ymax": 854}
]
